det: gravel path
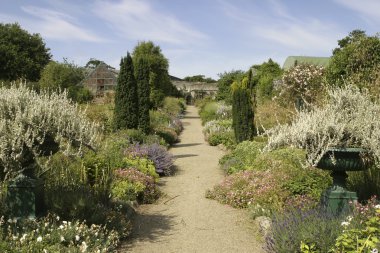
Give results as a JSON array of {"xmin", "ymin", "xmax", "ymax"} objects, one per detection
[{"xmin": 120, "ymin": 106, "xmax": 264, "ymax": 253}]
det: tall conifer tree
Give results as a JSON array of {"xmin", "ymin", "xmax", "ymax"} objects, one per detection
[
  {"xmin": 232, "ymin": 78, "xmax": 255, "ymax": 143},
  {"xmin": 136, "ymin": 57, "xmax": 151, "ymax": 134},
  {"xmin": 114, "ymin": 53, "xmax": 138, "ymax": 129}
]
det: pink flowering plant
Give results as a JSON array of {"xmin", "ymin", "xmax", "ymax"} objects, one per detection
[
  {"xmin": 278, "ymin": 63, "xmax": 326, "ymax": 108},
  {"xmin": 206, "ymin": 170, "xmax": 289, "ymax": 209},
  {"xmin": 208, "ymin": 146, "xmax": 330, "ymax": 214}
]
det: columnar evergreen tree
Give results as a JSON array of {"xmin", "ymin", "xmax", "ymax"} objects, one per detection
[
  {"xmin": 114, "ymin": 53, "xmax": 138, "ymax": 129},
  {"xmin": 232, "ymin": 78, "xmax": 255, "ymax": 143},
  {"xmin": 136, "ymin": 57, "xmax": 151, "ymax": 134}
]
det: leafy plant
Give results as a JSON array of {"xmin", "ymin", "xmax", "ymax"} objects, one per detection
[
  {"xmin": 122, "ymin": 156, "xmax": 158, "ymax": 180},
  {"xmin": 332, "ymin": 197, "xmax": 380, "ymax": 253}
]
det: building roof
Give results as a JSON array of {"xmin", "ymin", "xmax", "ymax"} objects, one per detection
[
  {"xmin": 169, "ymin": 75, "xmax": 183, "ymax": 81},
  {"xmin": 283, "ymin": 56, "xmax": 330, "ymax": 70}
]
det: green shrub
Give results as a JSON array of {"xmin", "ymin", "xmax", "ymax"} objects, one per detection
[
  {"xmin": 162, "ymin": 97, "xmax": 185, "ymax": 116},
  {"xmin": 208, "ymin": 131, "xmax": 235, "ymax": 148},
  {"xmin": 219, "ymin": 141, "xmax": 265, "ymax": 174},
  {"xmin": 68, "ymin": 86, "xmax": 93, "ymax": 103},
  {"xmin": 150, "ymin": 110, "xmax": 171, "ymax": 130},
  {"xmin": 124, "ymin": 129, "xmax": 148, "ymax": 143},
  {"xmin": 199, "ymin": 101, "xmax": 219, "ymax": 124},
  {"xmin": 155, "ymin": 127, "xmax": 178, "ymax": 145}
]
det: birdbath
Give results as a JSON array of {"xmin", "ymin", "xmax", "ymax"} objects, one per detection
[{"xmin": 316, "ymin": 147, "xmax": 371, "ymax": 215}]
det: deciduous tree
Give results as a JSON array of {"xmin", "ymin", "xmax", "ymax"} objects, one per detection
[
  {"xmin": 0, "ymin": 23, "xmax": 51, "ymax": 81},
  {"xmin": 132, "ymin": 41, "xmax": 177, "ymax": 108}
]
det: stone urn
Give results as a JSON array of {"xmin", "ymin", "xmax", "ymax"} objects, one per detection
[{"xmin": 316, "ymin": 147, "xmax": 371, "ymax": 214}]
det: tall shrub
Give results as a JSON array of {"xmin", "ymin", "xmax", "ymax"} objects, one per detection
[
  {"xmin": 114, "ymin": 53, "xmax": 138, "ymax": 129},
  {"xmin": 136, "ymin": 58, "xmax": 151, "ymax": 134},
  {"xmin": 232, "ymin": 78, "xmax": 255, "ymax": 143}
]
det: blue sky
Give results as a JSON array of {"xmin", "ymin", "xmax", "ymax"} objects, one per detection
[{"xmin": 1, "ymin": 0, "xmax": 380, "ymax": 79}]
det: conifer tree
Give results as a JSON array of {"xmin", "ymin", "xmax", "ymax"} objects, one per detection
[
  {"xmin": 232, "ymin": 78, "xmax": 255, "ymax": 143},
  {"xmin": 114, "ymin": 53, "xmax": 139, "ymax": 129},
  {"xmin": 136, "ymin": 57, "xmax": 151, "ymax": 134}
]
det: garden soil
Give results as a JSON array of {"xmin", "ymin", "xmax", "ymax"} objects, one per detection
[{"xmin": 120, "ymin": 106, "xmax": 264, "ymax": 253}]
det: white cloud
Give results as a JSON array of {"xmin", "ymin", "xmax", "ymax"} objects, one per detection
[
  {"xmin": 19, "ymin": 5, "xmax": 106, "ymax": 42},
  {"xmin": 334, "ymin": 0, "xmax": 380, "ymax": 23},
  {"xmin": 92, "ymin": 0, "xmax": 208, "ymax": 45},
  {"xmin": 220, "ymin": 0, "xmax": 341, "ymax": 54}
]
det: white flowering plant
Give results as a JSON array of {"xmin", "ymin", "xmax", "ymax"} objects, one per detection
[
  {"xmin": 0, "ymin": 213, "xmax": 119, "ymax": 252},
  {"xmin": 0, "ymin": 82, "xmax": 100, "ymax": 180},
  {"xmin": 265, "ymin": 84, "xmax": 380, "ymax": 167}
]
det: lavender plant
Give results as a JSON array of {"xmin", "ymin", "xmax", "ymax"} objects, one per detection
[
  {"xmin": 265, "ymin": 84, "xmax": 380, "ymax": 167},
  {"xmin": 266, "ymin": 207, "xmax": 344, "ymax": 253},
  {"xmin": 125, "ymin": 143, "xmax": 174, "ymax": 175},
  {"xmin": 0, "ymin": 83, "xmax": 100, "ymax": 180}
]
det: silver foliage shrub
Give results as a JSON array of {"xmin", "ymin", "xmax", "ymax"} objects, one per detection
[
  {"xmin": 265, "ymin": 84, "xmax": 380, "ymax": 167},
  {"xmin": 0, "ymin": 82, "xmax": 100, "ymax": 179}
]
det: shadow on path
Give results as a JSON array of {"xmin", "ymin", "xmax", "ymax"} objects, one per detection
[
  {"xmin": 122, "ymin": 213, "xmax": 176, "ymax": 250},
  {"xmin": 173, "ymin": 154, "xmax": 198, "ymax": 159},
  {"xmin": 183, "ymin": 116, "xmax": 200, "ymax": 119},
  {"xmin": 172, "ymin": 143, "xmax": 202, "ymax": 148}
]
